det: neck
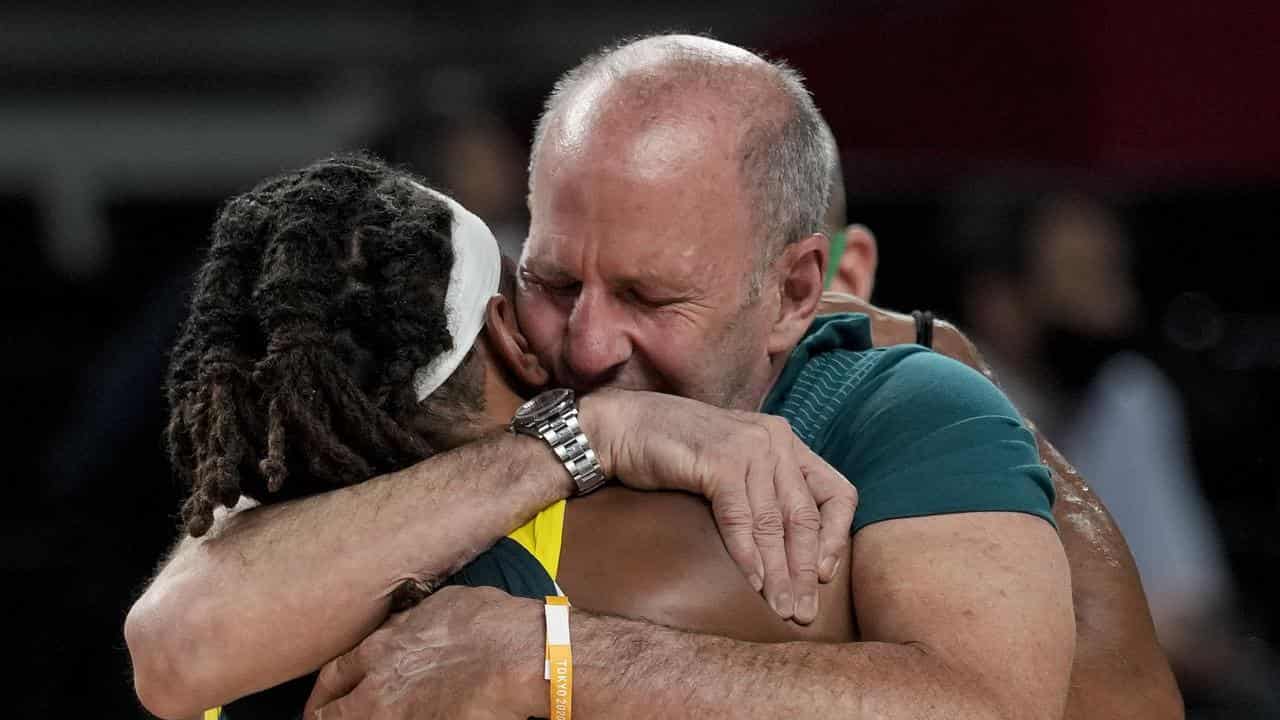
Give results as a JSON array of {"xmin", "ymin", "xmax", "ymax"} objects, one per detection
[
  {"xmin": 754, "ymin": 348, "xmax": 794, "ymax": 411},
  {"xmin": 482, "ymin": 362, "xmax": 530, "ymax": 431}
]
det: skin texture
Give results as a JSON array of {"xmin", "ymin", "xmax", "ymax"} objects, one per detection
[
  {"xmin": 559, "ymin": 488, "xmax": 855, "ymax": 644},
  {"xmin": 518, "ymin": 90, "xmax": 779, "ymax": 410},
  {"xmin": 308, "ymin": 514, "xmax": 1073, "ymax": 720}
]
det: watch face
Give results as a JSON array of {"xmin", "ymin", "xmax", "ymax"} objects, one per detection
[{"xmin": 515, "ymin": 388, "xmax": 574, "ymax": 424}]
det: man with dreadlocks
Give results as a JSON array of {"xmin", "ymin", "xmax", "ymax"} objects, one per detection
[
  {"xmin": 131, "ymin": 152, "xmax": 861, "ymax": 718},
  {"xmin": 164, "ymin": 155, "xmax": 495, "ymax": 536}
]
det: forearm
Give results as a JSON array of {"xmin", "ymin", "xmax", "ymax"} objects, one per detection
[
  {"xmin": 562, "ymin": 613, "xmax": 1013, "ymax": 720},
  {"xmin": 126, "ymin": 430, "xmax": 571, "ymax": 719}
]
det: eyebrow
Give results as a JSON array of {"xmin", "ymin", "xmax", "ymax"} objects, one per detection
[
  {"xmin": 519, "ymin": 260, "xmax": 577, "ymax": 284},
  {"xmin": 617, "ymin": 264, "xmax": 698, "ymax": 293},
  {"xmin": 522, "ymin": 253, "xmax": 698, "ymax": 296}
]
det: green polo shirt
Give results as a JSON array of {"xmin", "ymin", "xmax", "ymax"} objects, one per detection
[{"xmin": 762, "ymin": 313, "xmax": 1054, "ymax": 532}]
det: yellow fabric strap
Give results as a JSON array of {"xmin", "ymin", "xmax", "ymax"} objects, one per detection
[
  {"xmin": 545, "ymin": 595, "xmax": 573, "ymax": 720},
  {"xmin": 203, "ymin": 709, "xmax": 220, "ymax": 720},
  {"xmin": 507, "ymin": 499, "xmax": 567, "ymax": 581}
]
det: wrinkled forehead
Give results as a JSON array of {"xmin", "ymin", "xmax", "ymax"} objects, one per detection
[
  {"xmin": 522, "ymin": 178, "xmax": 757, "ymax": 309},
  {"xmin": 530, "ymin": 137, "xmax": 756, "ymax": 289}
]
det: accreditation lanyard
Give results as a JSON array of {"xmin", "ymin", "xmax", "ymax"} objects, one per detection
[{"xmin": 544, "ymin": 596, "xmax": 573, "ymax": 720}]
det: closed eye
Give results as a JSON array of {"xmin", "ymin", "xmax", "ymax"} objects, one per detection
[
  {"xmin": 544, "ymin": 280, "xmax": 582, "ymax": 297},
  {"xmin": 623, "ymin": 288, "xmax": 679, "ymax": 308},
  {"xmin": 521, "ymin": 269, "xmax": 581, "ymax": 301}
]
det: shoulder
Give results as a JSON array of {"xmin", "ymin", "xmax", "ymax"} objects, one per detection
[
  {"xmin": 821, "ymin": 348, "xmax": 1054, "ymax": 532},
  {"xmin": 831, "ymin": 346, "xmax": 1031, "ymax": 466},
  {"xmin": 848, "ymin": 345, "xmax": 1022, "ymax": 426},
  {"xmin": 818, "ymin": 346, "xmax": 1029, "ymax": 474},
  {"xmin": 781, "ymin": 343, "xmax": 1019, "ymax": 448}
]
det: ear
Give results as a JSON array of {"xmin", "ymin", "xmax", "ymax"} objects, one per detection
[
  {"xmin": 483, "ymin": 293, "xmax": 550, "ymax": 388},
  {"xmin": 830, "ymin": 224, "xmax": 879, "ymax": 300},
  {"xmin": 767, "ymin": 232, "xmax": 828, "ymax": 355}
]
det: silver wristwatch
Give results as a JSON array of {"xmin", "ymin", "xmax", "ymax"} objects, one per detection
[{"xmin": 510, "ymin": 388, "xmax": 607, "ymax": 496}]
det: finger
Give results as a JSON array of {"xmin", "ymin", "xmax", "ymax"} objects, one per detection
[
  {"xmin": 303, "ymin": 649, "xmax": 368, "ymax": 719},
  {"xmin": 708, "ymin": 471, "xmax": 765, "ymax": 592},
  {"xmin": 801, "ymin": 448, "xmax": 857, "ymax": 583},
  {"xmin": 776, "ymin": 438, "xmax": 822, "ymax": 625},
  {"xmin": 745, "ymin": 453, "xmax": 793, "ymax": 619},
  {"xmin": 306, "ymin": 678, "xmax": 369, "ymax": 720},
  {"xmin": 816, "ymin": 483, "xmax": 857, "ymax": 582}
]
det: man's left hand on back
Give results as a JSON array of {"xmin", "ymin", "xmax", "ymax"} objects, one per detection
[{"xmin": 304, "ymin": 585, "xmax": 544, "ymax": 720}]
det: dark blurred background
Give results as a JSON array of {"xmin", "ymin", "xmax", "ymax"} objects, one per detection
[{"xmin": 4, "ymin": 1, "xmax": 1276, "ymax": 717}]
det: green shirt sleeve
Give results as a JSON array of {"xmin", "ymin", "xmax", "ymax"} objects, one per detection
[{"xmin": 829, "ymin": 347, "xmax": 1054, "ymax": 533}]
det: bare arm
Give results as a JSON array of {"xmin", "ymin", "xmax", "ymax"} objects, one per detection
[
  {"xmin": 821, "ymin": 294, "xmax": 1183, "ymax": 719},
  {"xmin": 125, "ymin": 430, "xmax": 573, "ymax": 719},
  {"xmin": 575, "ymin": 512, "xmax": 1073, "ymax": 719},
  {"xmin": 560, "ymin": 512, "xmax": 1073, "ymax": 719},
  {"xmin": 126, "ymin": 390, "xmax": 856, "ymax": 719},
  {"xmin": 308, "ymin": 511, "xmax": 1074, "ymax": 720}
]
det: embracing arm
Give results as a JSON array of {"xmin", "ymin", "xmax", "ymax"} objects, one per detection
[
  {"xmin": 566, "ymin": 511, "xmax": 1073, "ymax": 720},
  {"xmin": 127, "ymin": 389, "xmax": 855, "ymax": 719},
  {"xmin": 307, "ymin": 511, "xmax": 1073, "ymax": 720},
  {"xmin": 125, "ymin": 430, "xmax": 573, "ymax": 719}
]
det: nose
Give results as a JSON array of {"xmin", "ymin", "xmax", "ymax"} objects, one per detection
[{"xmin": 563, "ymin": 287, "xmax": 633, "ymax": 389}]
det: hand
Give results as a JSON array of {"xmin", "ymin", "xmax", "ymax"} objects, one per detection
[
  {"xmin": 303, "ymin": 585, "xmax": 544, "ymax": 720},
  {"xmin": 580, "ymin": 389, "xmax": 858, "ymax": 624}
]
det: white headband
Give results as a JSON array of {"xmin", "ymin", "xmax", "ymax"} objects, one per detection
[{"xmin": 409, "ymin": 183, "xmax": 502, "ymax": 402}]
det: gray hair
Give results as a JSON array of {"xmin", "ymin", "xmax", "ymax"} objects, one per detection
[
  {"xmin": 531, "ymin": 34, "xmax": 835, "ymax": 290},
  {"xmin": 818, "ymin": 115, "xmax": 847, "ymax": 236}
]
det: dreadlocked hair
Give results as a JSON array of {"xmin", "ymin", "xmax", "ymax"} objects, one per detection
[{"xmin": 167, "ymin": 153, "xmax": 477, "ymax": 537}]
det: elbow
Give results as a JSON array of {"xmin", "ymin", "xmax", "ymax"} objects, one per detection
[{"xmin": 125, "ymin": 586, "xmax": 219, "ymax": 719}]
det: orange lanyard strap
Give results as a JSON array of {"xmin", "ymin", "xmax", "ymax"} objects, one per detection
[{"xmin": 545, "ymin": 596, "xmax": 573, "ymax": 720}]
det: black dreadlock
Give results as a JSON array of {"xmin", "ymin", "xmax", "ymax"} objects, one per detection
[{"xmin": 166, "ymin": 153, "xmax": 484, "ymax": 537}]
